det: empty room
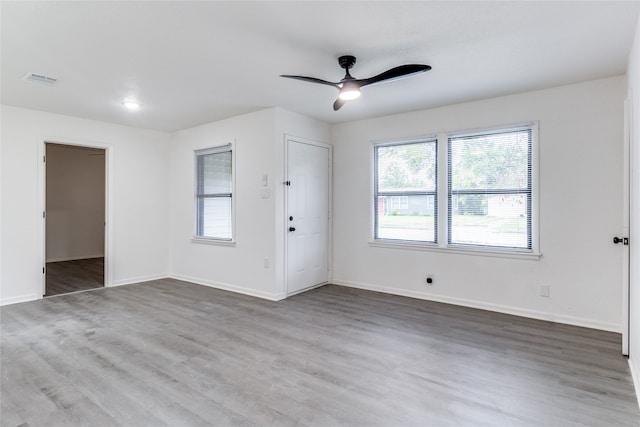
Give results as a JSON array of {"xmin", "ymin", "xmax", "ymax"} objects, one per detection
[{"xmin": 2, "ymin": 1, "xmax": 640, "ymax": 426}]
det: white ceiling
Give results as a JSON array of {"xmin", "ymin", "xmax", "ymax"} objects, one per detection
[{"xmin": 2, "ymin": 1, "xmax": 639, "ymax": 132}]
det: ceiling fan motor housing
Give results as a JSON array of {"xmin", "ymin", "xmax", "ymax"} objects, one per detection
[{"xmin": 338, "ymin": 55, "xmax": 357, "ymax": 70}]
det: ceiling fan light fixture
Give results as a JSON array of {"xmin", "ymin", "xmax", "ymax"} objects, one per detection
[
  {"xmin": 280, "ymin": 55, "xmax": 430, "ymax": 110},
  {"xmin": 338, "ymin": 82, "xmax": 361, "ymax": 101}
]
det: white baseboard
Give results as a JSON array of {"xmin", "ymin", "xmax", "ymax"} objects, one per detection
[
  {"xmin": 170, "ymin": 274, "xmax": 286, "ymax": 301},
  {"xmin": 0, "ymin": 293, "xmax": 40, "ymax": 306},
  {"xmin": 46, "ymin": 254, "xmax": 104, "ymax": 263},
  {"xmin": 629, "ymin": 358, "xmax": 640, "ymax": 410},
  {"xmin": 0, "ymin": 274, "xmax": 284, "ymax": 306},
  {"xmin": 110, "ymin": 273, "xmax": 170, "ymax": 288},
  {"xmin": 286, "ymin": 282, "xmax": 327, "ymax": 297},
  {"xmin": 332, "ymin": 279, "xmax": 621, "ymax": 333}
]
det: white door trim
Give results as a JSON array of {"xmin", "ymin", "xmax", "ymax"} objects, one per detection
[
  {"xmin": 623, "ymin": 94, "xmax": 632, "ymax": 355},
  {"xmin": 37, "ymin": 136, "xmax": 114, "ymax": 297},
  {"xmin": 283, "ymin": 135, "xmax": 332, "ymax": 297}
]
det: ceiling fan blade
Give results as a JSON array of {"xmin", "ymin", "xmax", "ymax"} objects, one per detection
[
  {"xmin": 333, "ymin": 97, "xmax": 346, "ymax": 111},
  {"xmin": 279, "ymin": 75, "xmax": 340, "ymax": 89},
  {"xmin": 358, "ymin": 64, "xmax": 431, "ymax": 87}
]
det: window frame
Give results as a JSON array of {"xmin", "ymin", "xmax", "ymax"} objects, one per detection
[
  {"xmin": 192, "ymin": 143, "xmax": 236, "ymax": 246},
  {"xmin": 447, "ymin": 125, "xmax": 533, "ymax": 251},
  {"xmin": 371, "ymin": 123, "xmax": 540, "ymax": 260},
  {"xmin": 373, "ymin": 138, "xmax": 438, "ymax": 244}
]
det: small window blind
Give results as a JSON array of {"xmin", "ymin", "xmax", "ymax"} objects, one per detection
[
  {"xmin": 195, "ymin": 145, "xmax": 233, "ymax": 240},
  {"xmin": 374, "ymin": 139, "xmax": 437, "ymax": 243}
]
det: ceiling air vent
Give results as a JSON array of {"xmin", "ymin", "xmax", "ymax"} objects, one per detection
[{"xmin": 21, "ymin": 72, "xmax": 57, "ymax": 85}]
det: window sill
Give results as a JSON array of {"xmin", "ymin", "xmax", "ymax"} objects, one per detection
[
  {"xmin": 369, "ymin": 240, "xmax": 541, "ymax": 260},
  {"xmin": 191, "ymin": 237, "xmax": 236, "ymax": 247}
]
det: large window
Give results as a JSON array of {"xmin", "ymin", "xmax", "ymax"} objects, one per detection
[
  {"xmin": 195, "ymin": 145, "xmax": 233, "ymax": 240},
  {"xmin": 448, "ymin": 127, "xmax": 532, "ymax": 249},
  {"xmin": 374, "ymin": 140, "xmax": 437, "ymax": 243},
  {"xmin": 373, "ymin": 123, "xmax": 536, "ymax": 253}
]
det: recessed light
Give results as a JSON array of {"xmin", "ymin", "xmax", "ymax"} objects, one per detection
[{"xmin": 122, "ymin": 99, "xmax": 141, "ymax": 111}]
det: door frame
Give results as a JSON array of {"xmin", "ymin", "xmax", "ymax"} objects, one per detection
[
  {"xmin": 283, "ymin": 135, "xmax": 332, "ymax": 297},
  {"xmin": 623, "ymin": 94, "xmax": 633, "ymax": 355},
  {"xmin": 37, "ymin": 137, "xmax": 113, "ymax": 297}
]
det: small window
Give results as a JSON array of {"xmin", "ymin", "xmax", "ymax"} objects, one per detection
[
  {"xmin": 374, "ymin": 140, "xmax": 437, "ymax": 243},
  {"xmin": 448, "ymin": 126, "xmax": 532, "ymax": 249},
  {"xmin": 389, "ymin": 196, "xmax": 409, "ymax": 210},
  {"xmin": 195, "ymin": 145, "xmax": 233, "ymax": 240}
]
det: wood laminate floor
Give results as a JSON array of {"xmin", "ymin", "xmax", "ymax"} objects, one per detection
[
  {"xmin": 45, "ymin": 258, "xmax": 104, "ymax": 297},
  {"xmin": 1, "ymin": 279, "xmax": 638, "ymax": 426}
]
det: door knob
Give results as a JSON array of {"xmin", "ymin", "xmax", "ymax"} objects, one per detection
[
  {"xmin": 289, "ymin": 227, "xmax": 296, "ymax": 232},
  {"xmin": 613, "ymin": 237, "xmax": 629, "ymax": 245}
]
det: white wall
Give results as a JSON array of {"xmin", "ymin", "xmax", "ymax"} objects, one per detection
[
  {"xmin": 0, "ymin": 83, "xmax": 629, "ymax": 339},
  {"xmin": 46, "ymin": 144, "xmax": 105, "ymax": 262},
  {"xmin": 168, "ymin": 109, "xmax": 278, "ymax": 299},
  {"xmin": 168, "ymin": 108, "xmax": 330, "ymax": 300},
  {"xmin": 627, "ymin": 12, "xmax": 640, "ymax": 403},
  {"xmin": 0, "ymin": 106, "xmax": 171, "ymax": 305},
  {"xmin": 332, "ymin": 76, "xmax": 626, "ymax": 332},
  {"xmin": 1, "ymin": 105, "xmax": 329, "ymax": 305}
]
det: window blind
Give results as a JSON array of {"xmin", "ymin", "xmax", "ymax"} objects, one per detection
[
  {"xmin": 195, "ymin": 145, "xmax": 233, "ymax": 239},
  {"xmin": 447, "ymin": 126, "xmax": 532, "ymax": 249},
  {"xmin": 374, "ymin": 139, "xmax": 437, "ymax": 243}
]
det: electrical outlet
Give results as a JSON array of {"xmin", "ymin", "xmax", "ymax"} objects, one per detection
[
  {"xmin": 263, "ymin": 258, "xmax": 270, "ymax": 269},
  {"xmin": 540, "ymin": 284, "xmax": 550, "ymax": 297}
]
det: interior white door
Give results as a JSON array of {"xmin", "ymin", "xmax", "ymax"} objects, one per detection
[{"xmin": 286, "ymin": 139, "xmax": 329, "ymax": 295}]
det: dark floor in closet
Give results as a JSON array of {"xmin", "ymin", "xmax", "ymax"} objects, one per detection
[{"xmin": 45, "ymin": 257, "xmax": 104, "ymax": 296}]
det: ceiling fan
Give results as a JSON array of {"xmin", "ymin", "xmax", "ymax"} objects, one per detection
[{"xmin": 280, "ymin": 55, "xmax": 431, "ymax": 111}]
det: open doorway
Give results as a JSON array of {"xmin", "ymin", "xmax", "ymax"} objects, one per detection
[{"xmin": 45, "ymin": 143, "xmax": 106, "ymax": 296}]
